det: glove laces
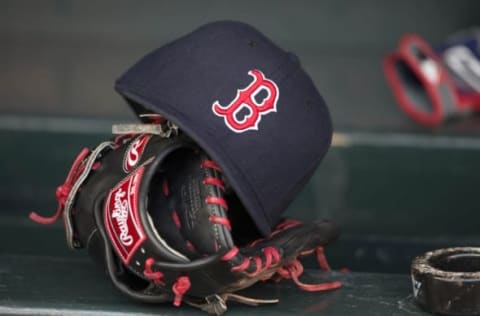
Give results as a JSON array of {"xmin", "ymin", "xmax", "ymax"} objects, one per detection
[
  {"xmin": 275, "ymin": 247, "xmax": 342, "ymax": 292},
  {"xmin": 29, "ymin": 147, "xmax": 91, "ymax": 224},
  {"xmin": 222, "ymin": 219, "xmax": 342, "ymax": 293},
  {"xmin": 274, "ymin": 220, "xmax": 342, "ymax": 291},
  {"xmin": 143, "ymin": 257, "xmax": 192, "ymax": 307},
  {"xmin": 172, "ymin": 276, "xmax": 191, "ymax": 306},
  {"xmin": 29, "ymin": 141, "xmax": 115, "ymax": 248}
]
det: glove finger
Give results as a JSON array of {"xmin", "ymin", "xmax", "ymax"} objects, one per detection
[
  {"xmin": 148, "ymin": 149, "xmax": 234, "ymax": 258},
  {"xmin": 249, "ymin": 219, "xmax": 340, "ymax": 259},
  {"xmin": 148, "ymin": 171, "xmax": 198, "ymax": 258}
]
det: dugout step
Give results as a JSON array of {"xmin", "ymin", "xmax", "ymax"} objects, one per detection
[{"xmin": 0, "ymin": 254, "xmax": 429, "ymax": 316}]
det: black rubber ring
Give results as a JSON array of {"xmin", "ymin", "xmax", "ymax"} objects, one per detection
[{"xmin": 411, "ymin": 247, "xmax": 480, "ymax": 315}]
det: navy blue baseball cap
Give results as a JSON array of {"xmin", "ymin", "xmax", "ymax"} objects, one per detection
[{"xmin": 115, "ymin": 21, "xmax": 332, "ymax": 236}]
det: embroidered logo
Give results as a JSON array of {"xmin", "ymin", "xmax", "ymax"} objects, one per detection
[
  {"xmin": 212, "ymin": 69, "xmax": 279, "ymax": 133},
  {"xmin": 105, "ymin": 167, "xmax": 146, "ymax": 264},
  {"xmin": 124, "ymin": 134, "xmax": 150, "ymax": 172}
]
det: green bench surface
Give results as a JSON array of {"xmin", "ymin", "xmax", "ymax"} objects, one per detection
[{"xmin": 0, "ymin": 254, "xmax": 429, "ymax": 316}]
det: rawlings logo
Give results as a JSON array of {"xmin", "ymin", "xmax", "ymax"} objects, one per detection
[
  {"xmin": 212, "ymin": 69, "xmax": 279, "ymax": 133},
  {"xmin": 124, "ymin": 135, "xmax": 151, "ymax": 172},
  {"xmin": 105, "ymin": 168, "xmax": 146, "ymax": 264},
  {"xmin": 111, "ymin": 188, "xmax": 133, "ymax": 246}
]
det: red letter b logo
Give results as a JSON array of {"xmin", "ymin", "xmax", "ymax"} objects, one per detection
[{"xmin": 212, "ymin": 69, "xmax": 279, "ymax": 133}]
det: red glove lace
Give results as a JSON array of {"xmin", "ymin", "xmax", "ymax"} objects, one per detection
[
  {"xmin": 221, "ymin": 219, "xmax": 342, "ymax": 292},
  {"xmin": 29, "ymin": 147, "xmax": 91, "ymax": 224}
]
